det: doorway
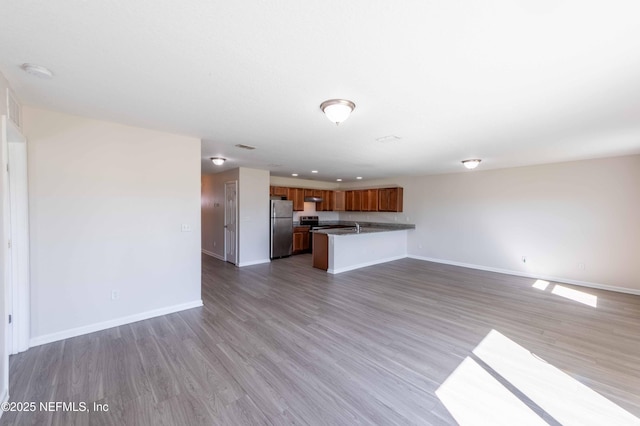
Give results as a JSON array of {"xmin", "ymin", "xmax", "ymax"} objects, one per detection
[{"xmin": 224, "ymin": 180, "xmax": 238, "ymax": 265}]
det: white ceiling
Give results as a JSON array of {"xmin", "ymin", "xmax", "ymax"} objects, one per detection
[{"xmin": 2, "ymin": 1, "xmax": 640, "ymax": 182}]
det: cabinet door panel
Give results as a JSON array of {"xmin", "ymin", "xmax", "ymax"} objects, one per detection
[
  {"xmin": 333, "ymin": 191, "xmax": 346, "ymax": 211},
  {"xmin": 291, "ymin": 188, "xmax": 304, "ymax": 211}
]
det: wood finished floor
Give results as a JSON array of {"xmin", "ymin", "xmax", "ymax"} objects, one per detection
[{"xmin": 2, "ymin": 254, "xmax": 640, "ymax": 425}]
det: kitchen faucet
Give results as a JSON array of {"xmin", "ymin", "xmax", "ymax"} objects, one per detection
[{"xmin": 355, "ymin": 222, "xmax": 361, "ymax": 233}]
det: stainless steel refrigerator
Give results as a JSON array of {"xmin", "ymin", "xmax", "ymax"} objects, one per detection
[{"xmin": 270, "ymin": 199, "xmax": 293, "ymax": 259}]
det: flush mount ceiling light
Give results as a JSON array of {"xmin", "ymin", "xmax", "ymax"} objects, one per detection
[
  {"xmin": 210, "ymin": 157, "xmax": 226, "ymax": 166},
  {"xmin": 320, "ymin": 99, "xmax": 356, "ymax": 125},
  {"xmin": 462, "ymin": 159, "xmax": 482, "ymax": 170},
  {"xmin": 291, "ymin": 173, "xmax": 298, "ymax": 177},
  {"xmin": 20, "ymin": 63, "xmax": 54, "ymax": 79}
]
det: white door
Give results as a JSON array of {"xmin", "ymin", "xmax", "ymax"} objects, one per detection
[
  {"xmin": 2, "ymin": 116, "xmax": 29, "ymax": 357},
  {"xmin": 224, "ymin": 180, "xmax": 238, "ymax": 265},
  {"xmin": 8, "ymin": 138, "xmax": 29, "ymax": 354}
]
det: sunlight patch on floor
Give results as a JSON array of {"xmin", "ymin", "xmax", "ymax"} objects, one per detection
[
  {"xmin": 532, "ymin": 279, "xmax": 550, "ymax": 290},
  {"xmin": 435, "ymin": 356, "xmax": 547, "ymax": 426},
  {"xmin": 531, "ymin": 279, "xmax": 598, "ymax": 307},
  {"xmin": 472, "ymin": 330, "xmax": 638, "ymax": 425},
  {"xmin": 551, "ymin": 284, "xmax": 598, "ymax": 307},
  {"xmin": 437, "ymin": 329, "xmax": 639, "ymax": 425}
]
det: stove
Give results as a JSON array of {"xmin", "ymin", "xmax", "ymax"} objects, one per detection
[{"xmin": 299, "ymin": 215, "xmax": 319, "ymax": 227}]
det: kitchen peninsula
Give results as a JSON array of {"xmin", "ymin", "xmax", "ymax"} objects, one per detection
[{"xmin": 312, "ymin": 223, "xmax": 415, "ymax": 273}]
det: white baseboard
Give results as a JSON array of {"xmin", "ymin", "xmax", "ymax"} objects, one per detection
[
  {"xmin": 237, "ymin": 259, "xmax": 271, "ymax": 267},
  {"xmin": 29, "ymin": 299, "xmax": 204, "ymax": 348},
  {"xmin": 202, "ymin": 249, "xmax": 225, "ymax": 261},
  {"xmin": 408, "ymin": 255, "xmax": 640, "ymax": 296},
  {"xmin": 328, "ymin": 254, "xmax": 407, "ymax": 274}
]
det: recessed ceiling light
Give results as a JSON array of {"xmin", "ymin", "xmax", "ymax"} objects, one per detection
[
  {"xmin": 356, "ymin": 177, "xmax": 363, "ymax": 180},
  {"xmin": 210, "ymin": 157, "xmax": 226, "ymax": 166},
  {"xmin": 20, "ymin": 63, "xmax": 54, "ymax": 79},
  {"xmin": 311, "ymin": 170, "xmax": 318, "ymax": 174},
  {"xmin": 291, "ymin": 173, "xmax": 298, "ymax": 177},
  {"xmin": 336, "ymin": 178, "xmax": 342, "ymax": 182},
  {"xmin": 462, "ymin": 159, "xmax": 482, "ymax": 170}
]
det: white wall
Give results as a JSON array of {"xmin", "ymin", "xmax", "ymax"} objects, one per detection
[
  {"xmin": 238, "ymin": 167, "xmax": 270, "ymax": 266},
  {"xmin": 201, "ymin": 167, "xmax": 270, "ymax": 266},
  {"xmin": 341, "ymin": 156, "xmax": 640, "ymax": 293},
  {"xmin": 201, "ymin": 169, "xmax": 239, "ymax": 259},
  {"xmin": 0, "ymin": 73, "xmax": 9, "ymax": 116},
  {"xmin": 270, "ymin": 176, "xmax": 339, "ymax": 190},
  {"xmin": 24, "ymin": 107, "xmax": 202, "ymax": 344}
]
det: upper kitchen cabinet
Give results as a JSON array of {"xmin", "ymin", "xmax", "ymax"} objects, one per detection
[
  {"xmin": 378, "ymin": 187, "xmax": 403, "ymax": 212},
  {"xmin": 345, "ymin": 190, "xmax": 362, "ymax": 211},
  {"xmin": 332, "ymin": 191, "xmax": 346, "ymax": 211},
  {"xmin": 317, "ymin": 190, "xmax": 334, "ymax": 211},
  {"xmin": 361, "ymin": 189, "xmax": 379, "ymax": 212},
  {"xmin": 289, "ymin": 188, "xmax": 305, "ymax": 211},
  {"xmin": 270, "ymin": 186, "xmax": 289, "ymax": 197}
]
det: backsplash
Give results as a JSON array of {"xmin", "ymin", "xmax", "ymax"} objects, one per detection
[{"xmin": 292, "ymin": 202, "xmax": 339, "ymax": 222}]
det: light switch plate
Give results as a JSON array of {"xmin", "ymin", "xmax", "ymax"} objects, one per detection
[{"xmin": 181, "ymin": 224, "xmax": 192, "ymax": 232}]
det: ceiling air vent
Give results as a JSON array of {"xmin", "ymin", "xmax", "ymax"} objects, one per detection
[
  {"xmin": 235, "ymin": 144, "xmax": 256, "ymax": 150},
  {"xmin": 376, "ymin": 135, "xmax": 401, "ymax": 143},
  {"xmin": 6, "ymin": 89, "xmax": 22, "ymax": 129}
]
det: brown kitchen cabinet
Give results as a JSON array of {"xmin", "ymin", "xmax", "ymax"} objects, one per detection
[
  {"xmin": 361, "ymin": 189, "xmax": 379, "ymax": 211},
  {"xmin": 345, "ymin": 190, "xmax": 356, "ymax": 211},
  {"xmin": 292, "ymin": 226, "xmax": 310, "ymax": 254},
  {"xmin": 270, "ymin": 184, "xmax": 402, "ymax": 212},
  {"xmin": 317, "ymin": 190, "xmax": 334, "ymax": 211},
  {"xmin": 312, "ymin": 232, "xmax": 329, "ymax": 270},
  {"xmin": 333, "ymin": 191, "xmax": 346, "ymax": 211},
  {"xmin": 378, "ymin": 187, "xmax": 403, "ymax": 212},
  {"xmin": 270, "ymin": 186, "xmax": 289, "ymax": 197},
  {"xmin": 346, "ymin": 189, "xmax": 362, "ymax": 212},
  {"xmin": 289, "ymin": 188, "xmax": 305, "ymax": 211}
]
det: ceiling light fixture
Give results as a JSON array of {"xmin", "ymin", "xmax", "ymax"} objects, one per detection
[
  {"xmin": 311, "ymin": 170, "xmax": 318, "ymax": 174},
  {"xmin": 291, "ymin": 173, "xmax": 298, "ymax": 177},
  {"xmin": 336, "ymin": 178, "xmax": 342, "ymax": 182},
  {"xmin": 462, "ymin": 159, "xmax": 482, "ymax": 170},
  {"xmin": 210, "ymin": 157, "xmax": 226, "ymax": 166},
  {"xmin": 356, "ymin": 177, "xmax": 363, "ymax": 180},
  {"xmin": 20, "ymin": 63, "xmax": 54, "ymax": 79},
  {"xmin": 320, "ymin": 99, "xmax": 356, "ymax": 125}
]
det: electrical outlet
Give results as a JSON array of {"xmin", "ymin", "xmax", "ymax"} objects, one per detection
[
  {"xmin": 578, "ymin": 262, "xmax": 585, "ymax": 270},
  {"xmin": 181, "ymin": 224, "xmax": 192, "ymax": 232},
  {"xmin": 111, "ymin": 290, "xmax": 120, "ymax": 300}
]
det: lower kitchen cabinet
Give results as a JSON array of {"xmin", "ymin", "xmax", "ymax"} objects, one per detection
[{"xmin": 292, "ymin": 226, "xmax": 310, "ymax": 254}]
